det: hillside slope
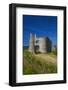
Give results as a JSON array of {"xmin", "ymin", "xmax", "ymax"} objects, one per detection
[{"xmin": 23, "ymin": 50, "xmax": 57, "ymax": 75}]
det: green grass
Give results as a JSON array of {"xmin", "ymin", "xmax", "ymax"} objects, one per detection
[{"xmin": 23, "ymin": 50, "xmax": 57, "ymax": 75}]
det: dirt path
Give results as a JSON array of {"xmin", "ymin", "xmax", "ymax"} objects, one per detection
[{"xmin": 34, "ymin": 54, "xmax": 57, "ymax": 65}]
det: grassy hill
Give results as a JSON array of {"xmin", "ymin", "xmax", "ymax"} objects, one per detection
[{"xmin": 23, "ymin": 50, "xmax": 57, "ymax": 75}]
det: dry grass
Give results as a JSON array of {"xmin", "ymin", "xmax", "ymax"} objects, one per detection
[
  {"xmin": 34, "ymin": 53, "xmax": 57, "ymax": 65},
  {"xmin": 23, "ymin": 50, "xmax": 57, "ymax": 75}
]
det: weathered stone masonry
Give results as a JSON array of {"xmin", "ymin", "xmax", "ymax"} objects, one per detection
[{"xmin": 29, "ymin": 33, "xmax": 52, "ymax": 53}]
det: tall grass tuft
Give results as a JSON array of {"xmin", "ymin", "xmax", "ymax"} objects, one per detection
[{"xmin": 23, "ymin": 50, "xmax": 57, "ymax": 75}]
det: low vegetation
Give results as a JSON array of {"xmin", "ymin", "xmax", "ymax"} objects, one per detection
[{"xmin": 23, "ymin": 50, "xmax": 57, "ymax": 75}]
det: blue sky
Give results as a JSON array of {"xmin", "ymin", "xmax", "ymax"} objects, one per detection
[{"xmin": 23, "ymin": 15, "xmax": 57, "ymax": 46}]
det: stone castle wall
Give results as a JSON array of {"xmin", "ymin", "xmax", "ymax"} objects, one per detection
[{"xmin": 29, "ymin": 33, "xmax": 52, "ymax": 53}]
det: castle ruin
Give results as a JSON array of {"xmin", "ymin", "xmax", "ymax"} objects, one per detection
[{"xmin": 29, "ymin": 33, "xmax": 52, "ymax": 53}]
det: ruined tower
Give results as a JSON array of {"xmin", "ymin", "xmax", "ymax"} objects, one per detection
[
  {"xmin": 28, "ymin": 33, "xmax": 35, "ymax": 53},
  {"xmin": 39, "ymin": 37, "xmax": 47, "ymax": 53},
  {"xmin": 29, "ymin": 33, "xmax": 52, "ymax": 53}
]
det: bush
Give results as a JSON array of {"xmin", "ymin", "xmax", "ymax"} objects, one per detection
[{"xmin": 51, "ymin": 50, "xmax": 57, "ymax": 55}]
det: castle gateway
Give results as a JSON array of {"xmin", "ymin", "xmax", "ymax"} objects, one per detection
[{"xmin": 29, "ymin": 33, "xmax": 52, "ymax": 53}]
